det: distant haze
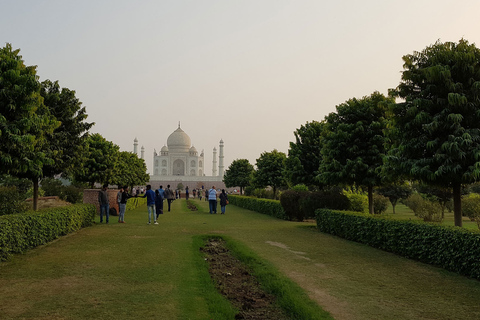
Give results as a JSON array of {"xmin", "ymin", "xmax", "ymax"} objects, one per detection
[{"xmin": 2, "ymin": 1, "xmax": 479, "ymax": 174}]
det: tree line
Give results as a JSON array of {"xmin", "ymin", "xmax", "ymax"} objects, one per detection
[
  {"xmin": 223, "ymin": 39, "xmax": 480, "ymax": 227},
  {"xmin": 0, "ymin": 44, "xmax": 149, "ymax": 211}
]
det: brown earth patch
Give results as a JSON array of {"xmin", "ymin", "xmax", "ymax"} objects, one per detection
[{"xmin": 200, "ymin": 238, "xmax": 289, "ymax": 320}]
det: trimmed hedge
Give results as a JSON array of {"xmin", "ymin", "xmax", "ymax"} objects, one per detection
[
  {"xmin": 228, "ymin": 195, "xmax": 287, "ymax": 220},
  {"xmin": 315, "ymin": 209, "xmax": 480, "ymax": 280},
  {"xmin": 0, "ymin": 204, "xmax": 96, "ymax": 261}
]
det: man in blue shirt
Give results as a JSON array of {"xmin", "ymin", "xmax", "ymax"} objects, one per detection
[{"xmin": 142, "ymin": 185, "xmax": 157, "ymax": 225}]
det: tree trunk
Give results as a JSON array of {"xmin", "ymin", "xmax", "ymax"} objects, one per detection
[
  {"xmin": 453, "ymin": 182, "xmax": 462, "ymax": 227},
  {"xmin": 32, "ymin": 178, "xmax": 39, "ymax": 211},
  {"xmin": 240, "ymin": 187, "xmax": 243, "ymax": 195},
  {"xmin": 391, "ymin": 199, "xmax": 397, "ymax": 214},
  {"xmin": 368, "ymin": 185, "xmax": 374, "ymax": 214}
]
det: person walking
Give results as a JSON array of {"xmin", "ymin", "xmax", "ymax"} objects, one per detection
[
  {"xmin": 185, "ymin": 186, "xmax": 189, "ymax": 200},
  {"xmin": 155, "ymin": 189, "xmax": 164, "ymax": 219},
  {"xmin": 98, "ymin": 184, "xmax": 109, "ymax": 223},
  {"xmin": 197, "ymin": 188, "xmax": 202, "ymax": 201},
  {"xmin": 165, "ymin": 184, "xmax": 175, "ymax": 212},
  {"xmin": 208, "ymin": 186, "xmax": 217, "ymax": 214},
  {"xmin": 116, "ymin": 186, "xmax": 123, "ymax": 215},
  {"xmin": 157, "ymin": 185, "xmax": 165, "ymax": 199},
  {"xmin": 219, "ymin": 189, "xmax": 228, "ymax": 214},
  {"xmin": 142, "ymin": 185, "xmax": 157, "ymax": 225},
  {"xmin": 119, "ymin": 186, "xmax": 134, "ymax": 223}
]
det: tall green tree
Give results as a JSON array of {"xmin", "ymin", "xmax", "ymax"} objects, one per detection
[
  {"xmin": 0, "ymin": 44, "xmax": 59, "ymax": 210},
  {"xmin": 319, "ymin": 91, "xmax": 393, "ymax": 214},
  {"xmin": 376, "ymin": 183, "xmax": 412, "ymax": 214},
  {"xmin": 254, "ymin": 149, "xmax": 287, "ymax": 199},
  {"xmin": 223, "ymin": 159, "xmax": 254, "ymax": 195},
  {"xmin": 286, "ymin": 121, "xmax": 325, "ymax": 189},
  {"xmin": 115, "ymin": 151, "xmax": 149, "ymax": 190},
  {"xmin": 39, "ymin": 80, "xmax": 94, "ymax": 179},
  {"xmin": 386, "ymin": 39, "xmax": 480, "ymax": 227},
  {"xmin": 73, "ymin": 133, "xmax": 119, "ymax": 188}
]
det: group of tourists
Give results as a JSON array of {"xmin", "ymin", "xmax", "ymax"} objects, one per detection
[{"xmin": 98, "ymin": 184, "xmax": 229, "ymax": 224}]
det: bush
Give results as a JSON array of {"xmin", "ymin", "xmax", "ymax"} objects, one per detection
[
  {"xmin": 315, "ymin": 209, "xmax": 480, "ymax": 280},
  {"xmin": 280, "ymin": 190, "xmax": 302, "ymax": 221},
  {"xmin": 40, "ymin": 178, "xmax": 83, "ymax": 204},
  {"xmin": 291, "ymin": 184, "xmax": 309, "ymax": 191},
  {"xmin": 300, "ymin": 191, "xmax": 350, "ymax": 219},
  {"xmin": 343, "ymin": 191, "xmax": 368, "ymax": 212},
  {"xmin": 373, "ymin": 194, "xmax": 389, "ymax": 214},
  {"xmin": 403, "ymin": 193, "xmax": 424, "ymax": 216},
  {"xmin": 0, "ymin": 186, "xmax": 30, "ymax": 216},
  {"xmin": 0, "ymin": 204, "xmax": 96, "ymax": 261},
  {"xmin": 62, "ymin": 185, "xmax": 83, "ymax": 204},
  {"xmin": 462, "ymin": 194, "xmax": 480, "ymax": 230}
]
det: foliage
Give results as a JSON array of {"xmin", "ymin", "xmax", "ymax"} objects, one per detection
[
  {"xmin": 414, "ymin": 183, "xmax": 453, "ymax": 218},
  {"xmin": 286, "ymin": 121, "xmax": 326, "ymax": 189},
  {"xmin": 403, "ymin": 194, "xmax": 425, "ymax": 216},
  {"xmin": 0, "ymin": 204, "xmax": 95, "ymax": 261},
  {"xmin": 39, "ymin": 79, "xmax": 94, "ymax": 179},
  {"xmin": 0, "ymin": 174, "xmax": 32, "ymax": 195},
  {"xmin": 227, "ymin": 195, "xmax": 286, "ymax": 220},
  {"xmin": 253, "ymin": 149, "xmax": 287, "ymax": 200},
  {"xmin": 0, "ymin": 44, "xmax": 60, "ymax": 210},
  {"xmin": 319, "ymin": 91, "xmax": 393, "ymax": 214},
  {"xmin": 223, "ymin": 159, "xmax": 254, "ymax": 195},
  {"xmin": 291, "ymin": 184, "xmax": 309, "ymax": 191},
  {"xmin": 386, "ymin": 39, "xmax": 480, "ymax": 227},
  {"xmin": 40, "ymin": 177, "xmax": 63, "ymax": 197},
  {"xmin": 73, "ymin": 133, "xmax": 119, "ymax": 188},
  {"xmin": 376, "ymin": 183, "xmax": 412, "ymax": 214},
  {"xmin": 115, "ymin": 151, "xmax": 149, "ymax": 189},
  {"xmin": 176, "ymin": 183, "xmax": 184, "ymax": 191},
  {"xmin": 343, "ymin": 190, "xmax": 368, "ymax": 212},
  {"xmin": 250, "ymin": 188, "xmax": 275, "ymax": 199},
  {"xmin": 315, "ymin": 208, "xmax": 480, "ymax": 280},
  {"xmin": 0, "ymin": 186, "xmax": 30, "ymax": 216},
  {"xmin": 462, "ymin": 194, "xmax": 480, "ymax": 229},
  {"xmin": 373, "ymin": 194, "xmax": 389, "ymax": 214}
]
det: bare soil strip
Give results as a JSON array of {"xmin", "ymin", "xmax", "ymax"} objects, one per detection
[{"xmin": 200, "ymin": 238, "xmax": 289, "ymax": 320}]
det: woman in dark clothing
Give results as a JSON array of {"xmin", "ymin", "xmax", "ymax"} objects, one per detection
[
  {"xmin": 219, "ymin": 189, "xmax": 228, "ymax": 214},
  {"xmin": 155, "ymin": 189, "xmax": 163, "ymax": 219}
]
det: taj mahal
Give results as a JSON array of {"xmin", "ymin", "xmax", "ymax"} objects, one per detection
[{"xmin": 133, "ymin": 123, "xmax": 226, "ymax": 188}]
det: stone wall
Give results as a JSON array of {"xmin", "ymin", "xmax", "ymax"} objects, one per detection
[{"xmin": 83, "ymin": 189, "xmax": 121, "ymax": 215}]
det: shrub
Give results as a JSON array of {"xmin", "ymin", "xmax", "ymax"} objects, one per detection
[
  {"xmin": 291, "ymin": 184, "xmax": 309, "ymax": 191},
  {"xmin": 0, "ymin": 204, "xmax": 96, "ymax": 261},
  {"xmin": 280, "ymin": 190, "xmax": 302, "ymax": 221},
  {"xmin": 343, "ymin": 191, "xmax": 368, "ymax": 212},
  {"xmin": 403, "ymin": 193, "xmax": 424, "ymax": 216},
  {"xmin": 0, "ymin": 186, "xmax": 30, "ymax": 216},
  {"xmin": 373, "ymin": 194, "xmax": 389, "ymax": 214},
  {"xmin": 417, "ymin": 199, "xmax": 443, "ymax": 222},
  {"xmin": 315, "ymin": 209, "xmax": 480, "ymax": 280},
  {"xmin": 462, "ymin": 194, "xmax": 480, "ymax": 230},
  {"xmin": 299, "ymin": 191, "xmax": 350, "ymax": 219},
  {"xmin": 228, "ymin": 195, "xmax": 286, "ymax": 220},
  {"xmin": 62, "ymin": 185, "xmax": 83, "ymax": 204},
  {"xmin": 41, "ymin": 177, "xmax": 63, "ymax": 197}
]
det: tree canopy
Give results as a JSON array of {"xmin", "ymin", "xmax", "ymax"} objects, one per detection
[
  {"xmin": 318, "ymin": 91, "xmax": 393, "ymax": 214},
  {"xmin": 386, "ymin": 39, "xmax": 480, "ymax": 226},
  {"xmin": 286, "ymin": 121, "xmax": 325, "ymax": 189},
  {"xmin": 223, "ymin": 159, "xmax": 254, "ymax": 195},
  {"xmin": 254, "ymin": 149, "xmax": 287, "ymax": 199}
]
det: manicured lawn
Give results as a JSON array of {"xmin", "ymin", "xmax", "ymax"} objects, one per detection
[
  {"xmin": 1, "ymin": 198, "xmax": 480, "ymax": 319},
  {"xmin": 384, "ymin": 203, "xmax": 479, "ymax": 230}
]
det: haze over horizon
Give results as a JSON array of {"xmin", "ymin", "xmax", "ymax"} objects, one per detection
[{"xmin": 2, "ymin": 0, "xmax": 479, "ymax": 175}]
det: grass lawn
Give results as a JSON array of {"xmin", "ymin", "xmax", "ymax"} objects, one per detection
[
  {"xmin": 1, "ymin": 198, "xmax": 480, "ymax": 319},
  {"xmin": 384, "ymin": 203, "xmax": 479, "ymax": 230}
]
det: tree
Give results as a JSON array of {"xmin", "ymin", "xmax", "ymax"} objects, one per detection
[
  {"xmin": 386, "ymin": 39, "xmax": 480, "ymax": 227},
  {"xmin": 254, "ymin": 150, "xmax": 287, "ymax": 199},
  {"xmin": 115, "ymin": 151, "xmax": 149, "ymax": 190},
  {"xmin": 39, "ymin": 80, "xmax": 94, "ymax": 179},
  {"xmin": 286, "ymin": 121, "xmax": 325, "ymax": 189},
  {"xmin": 376, "ymin": 183, "xmax": 412, "ymax": 214},
  {"xmin": 223, "ymin": 159, "xmax": 254, "ymax": 195},
  {"xmin": 73, "ymin": 134, "xmax": 119, "ymax": 188},
  {"xmin": 319, "ymin": 91, "xmax": 393, "ymax": 214},
  {"xmin": 0, "ymin": 44, "xmax": 59, "ymax": 210}
]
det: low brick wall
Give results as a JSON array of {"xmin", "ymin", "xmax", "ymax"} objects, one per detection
[{"xmin": 83, "ymin": 189, "xmax": 121, "ymax": 216}]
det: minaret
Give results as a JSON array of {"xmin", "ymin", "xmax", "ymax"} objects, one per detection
[
  {"xmin": 134, "ymin": 138, "xmax": 138, "ymax": 155},
  {"xmin": 219, "ymin": 139, "xmax": 224, "ymax": 178},
  {"xmin": 212, "ymin": 147, "xmax": 217, "ymax": 177},
  {"xmin": 141, "ymin": 146, "xmax": 145, "ymax": 160}
]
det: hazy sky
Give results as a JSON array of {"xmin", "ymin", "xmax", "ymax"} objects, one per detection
[{"xmin": 2, "ymin": 0, "xmax": 480, "ymax": 175}]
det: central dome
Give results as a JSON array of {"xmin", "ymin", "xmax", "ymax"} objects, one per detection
[{"xmin": 167, "ymin": 125, "xmax": 191, "ymax": 152}]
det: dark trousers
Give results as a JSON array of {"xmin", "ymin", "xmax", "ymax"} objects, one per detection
[
  {"xmin": 167, "ymin": 199, "xmax": 173, "ymax": 211},
  {"xmin": 209, "ymin": 200, "xmax": 217, "ymax": 213}
]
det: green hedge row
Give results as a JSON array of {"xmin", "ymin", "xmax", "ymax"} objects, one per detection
[
  {"xmin": 126, "ymin": 196, "xmax": 147, "ymax": 211},
  {"xmin": 0, "ymin": 204, "xmax": 96, "ymax": 261},
  {"xmin": 315, "ymin": 209, "xmax": 480, "ymax": 280},
  {"xmin": 228, "ymin": 195, "xmax": 287, "ymax": 220}
]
